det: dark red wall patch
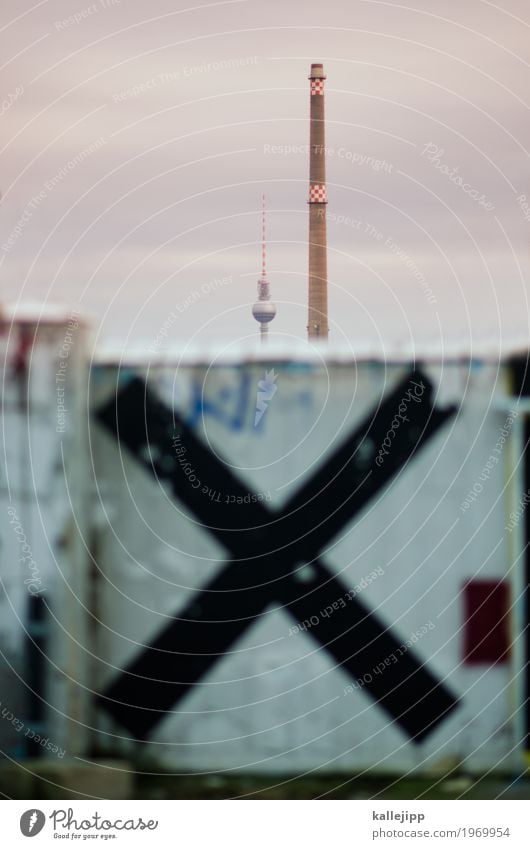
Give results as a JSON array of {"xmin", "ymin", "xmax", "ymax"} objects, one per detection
[{"xmin": 463, "ymin": 580, "xmax": 510, "ymax": 665}]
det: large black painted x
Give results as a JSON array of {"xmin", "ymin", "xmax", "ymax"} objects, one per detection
[{"xmin": 97, "ymin": 370, "xmax": 459, "ymax": 742}]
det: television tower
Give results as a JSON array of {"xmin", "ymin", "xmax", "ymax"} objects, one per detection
[
  {"xmin": 307, "ymin": 63, "xmax": 328, "ymax": 340},
  {"xmin": 252, "ymin": 194, "xmax": 276, "ymax": 342}
]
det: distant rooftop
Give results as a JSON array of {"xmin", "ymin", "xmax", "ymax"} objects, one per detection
[
  {"xmin": 2, "ymin": 303, "xmax": 529, "ymax": 363},
  {"xmin": 1, "ymin": 302, "xmax": 89, "ymax": 326},
  {"xmin": 94, "ymin": 335, "xmax": 530, "ymax": 365}
]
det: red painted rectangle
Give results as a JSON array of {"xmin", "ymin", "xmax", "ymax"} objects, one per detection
[{"xmin": 463, "ymin": 580, "xmax": 510, "ymax": 665}]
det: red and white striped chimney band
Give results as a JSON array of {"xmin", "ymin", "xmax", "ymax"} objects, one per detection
[
  {"xmin": 309, "ymin": 184, "xmax": 327, "ymax": 203},
  {"xmin": 310, "ymin": 79, "xmax": 325, "ymax": 95}
]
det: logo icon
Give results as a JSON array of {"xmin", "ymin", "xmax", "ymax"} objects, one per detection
[
  {"xmin": 254, "ymin": 369, "xmax": 278, "ymax": 426},
  {"xmin": 20, "ymin": 810, "xmax": 45, "ymax": 837}
]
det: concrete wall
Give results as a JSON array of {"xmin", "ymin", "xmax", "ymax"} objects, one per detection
[
  {"xmin": 90, "ymin": 357, "xmax": 523, "ymax": 774},
  {"xmin": 0, "ymin": 323, "xmax": 524, "ymax": 772},
  {"xmin": 0, "ymin": 313, "xmax": 91, "ymax": 760}
]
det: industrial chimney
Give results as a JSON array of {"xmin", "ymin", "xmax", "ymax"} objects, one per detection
[{"xmin": 307, "ymin": 63, "xmax": 328, "ymax": 341}]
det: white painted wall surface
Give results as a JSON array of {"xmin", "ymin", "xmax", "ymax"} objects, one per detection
[
  {"xmin": 92, "ymin": 358, "xmax": 521, "ymax": 774},
  {"xmin": 0, "ymin": 315, "xmax": 91, "ymax": 760}
]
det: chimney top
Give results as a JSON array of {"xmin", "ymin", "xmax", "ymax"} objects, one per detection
[{"xmin": 309, "ymin": 63, "xmax": 325, "ymax": 79}]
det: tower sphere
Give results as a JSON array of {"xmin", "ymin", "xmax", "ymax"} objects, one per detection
[{"xmin": 252, "ymin": 298, "xmax": 277, "ymax": 323}]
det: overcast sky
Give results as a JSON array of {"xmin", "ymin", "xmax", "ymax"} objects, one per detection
[{"xmin": 2, "ymin": 0, "xmax": 530, "ymax": 354}]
